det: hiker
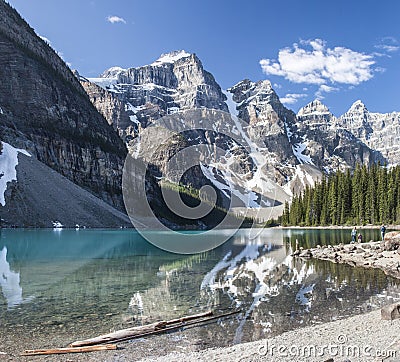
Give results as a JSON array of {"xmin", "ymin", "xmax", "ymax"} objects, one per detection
[
  {"xmin": 380, "ymin": 224, "xmax": 386, "ymax": 241},
  {"xmin": 351, "ymin": 227, "xmax": 357, "ymax": 243},
  {"xmin": 357, "ymin": 233, "xmax": 363, "ymax": 243}
]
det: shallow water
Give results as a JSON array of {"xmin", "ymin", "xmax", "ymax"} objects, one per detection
[{"xmin": 0, "ymin": 228, "xmax": 398, "ymax": 349}]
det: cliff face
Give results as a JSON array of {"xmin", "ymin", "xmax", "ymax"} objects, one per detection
[
  {"xmin": 294, "ymin": 100, "xmax": 380, "ymax": 173},
  {"xmin": 86, "ymin": 51, "xmax": 228, "ymax": 155},
  {"xmin": 0, "ymin": 0, "xmax": 127, "ymax": 208}
]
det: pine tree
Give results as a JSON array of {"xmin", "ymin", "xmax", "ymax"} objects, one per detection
[{"xmin": 284, "ymin": 164, "xmax": 400, "ymax": 226}]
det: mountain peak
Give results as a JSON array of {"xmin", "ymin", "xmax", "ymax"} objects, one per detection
[
  {"xmin": 297, "ymin": 99, "xmax": 331, "ymax": 117},
  {"xmin": 100, "ymin": 66, "xmax": 126, "ymax": 78},
  {"xmin": 348, "ymin": 100, "xmax": 367, "ymax": 113},
  {"xmin": 151, "ymin": 50, "xmax": 192, "ymax": 66}
]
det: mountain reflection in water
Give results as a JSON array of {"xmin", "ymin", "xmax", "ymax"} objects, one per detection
[{"xmin": 0, "ymin": 228, "xmax": 399, "ymax": 347}]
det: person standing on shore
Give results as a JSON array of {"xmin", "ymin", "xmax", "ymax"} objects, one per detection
[
  {"xmin": 351, "ymin": 227, "xmax": 357, "ymax": 243},
  {"xmin": 380, "ymin": 224, "xmax": 386, "ymax": 241},
  {"xmin": 357, "ymin": 233, "xmax": 363, "ymax": 243}
]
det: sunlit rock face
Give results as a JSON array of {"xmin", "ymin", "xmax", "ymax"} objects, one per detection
[{"xmin": 82, "ymin": 51, "xmax": 395, "ymax": 219}]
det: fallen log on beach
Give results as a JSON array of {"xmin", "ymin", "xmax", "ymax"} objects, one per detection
[
  {"xmin": 21, "ymin": 344, "xmax": 117, "ymax": 356},
  {"xmin": 22, "ymin": 310, "xmax": 240, "ymax": 356},
  {"xmin": 103, "ymin": 309, "xmax": 241, "ymax": 345},
  {"xmin": 69, "ymin": 310, "xmax": 213, "ymax": 347}
]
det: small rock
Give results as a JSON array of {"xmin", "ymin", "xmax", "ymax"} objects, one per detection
[
  {"xmin": 381, "ymin": 302, "xmax": 400, "ymax": 320},
  {"xmin": 299, "ymin": 250, "xmax": 312, "ymax": 258}
]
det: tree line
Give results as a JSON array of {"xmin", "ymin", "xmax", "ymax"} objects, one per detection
[{"xmin": 280, "ymin": 164, "xmax": 400, "ymax": 226}]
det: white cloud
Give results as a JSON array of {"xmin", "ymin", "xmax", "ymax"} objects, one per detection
[
  {"xmin": 107, "ymin": 15, "xmax": 126, "ymax": 24},
  {"xmin": 315, "ymin": 84, "xmax": 338, "ymax": 99},
  {"xmin": 260, "ymin": 39, "xmax": 375, "ymax": 86},
  {"xmin": 374, "ymin": 67, "xmax": 386, "ymax": 73},
  {"xmin": 281, "ymin": 93, "xmax": 307, "ymax": 105},
  {"xmin": 375, "ymin": 44, "xmax": 399, "ymax": 53}
]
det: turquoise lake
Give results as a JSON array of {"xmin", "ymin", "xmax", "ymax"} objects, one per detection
[{"xmin": 0, "ymin": 228, "xmax": 398, "ymax": 349}]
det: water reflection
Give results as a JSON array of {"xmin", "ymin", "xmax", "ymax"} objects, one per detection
[
  {"xmin": 0, "ymin": 247, "xmax": 23, "ymax": 309},
  {"xmin": 283, "ymin": 228, "xmax": 381, "ymax": 249},
  {"xmin": 0, "ymin": 228, "xmax": 398, "ymax": 349}
]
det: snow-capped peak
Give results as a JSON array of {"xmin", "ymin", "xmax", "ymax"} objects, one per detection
[
  {"xmin": 297, "ymin": 99, "xmax": 330, "ymax": 117},
  {"xmin": 151, "ymin": 50, "xmax": 192, "ymax": 66},
  {"xmin": 348, "ymin": 100, "xmax": 367, "ymax": 113},
  {"xmin": 100, "ymin": 66, "xmax": 126, "ymax": 78},
  {"xmin": 257, "ymin": 79, "xmax": 273, "ymax": 90}
]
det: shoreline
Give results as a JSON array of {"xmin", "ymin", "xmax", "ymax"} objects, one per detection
[
  {"xmin": 292, "ymin": 231, "xmax": 400, "ymax": 280},
  {"xmin": 278, "ymin": 224, "xmax": 400, "ymax": 230}
]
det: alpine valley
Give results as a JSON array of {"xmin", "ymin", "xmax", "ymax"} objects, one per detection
[{"xmin": 1, "ymin": 1, "xmax": 399, "ymax": 227}]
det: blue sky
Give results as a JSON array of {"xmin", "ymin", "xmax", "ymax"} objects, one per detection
[{"xmin": 6, "ymin": 0, "xmax": 400, "ymax": 115}]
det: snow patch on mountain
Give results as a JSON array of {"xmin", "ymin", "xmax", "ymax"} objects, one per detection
[
  {"xmin": 0, "ymin": 142, "xmax": 31, "ymax": 206},
  {"xmin": 292, "ymin": 139, "xmax": 314, "ymax": 165},
  {"xmin": 223, "ymin": 90, "xmax": 238, "ymax": 116},
  {"xmin": 200, "ymin": 163, "xmax": 260, "ymax": 207},
  {"xmin": 283, "ymin": 165, "xmax": 317, "ymax": 196},
  {"xmin": 151, "ymin": 50, "xmax": 191, "ymax": 66}
]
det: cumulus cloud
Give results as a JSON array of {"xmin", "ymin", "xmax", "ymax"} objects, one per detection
[
  {"xmin": 107, "ymin": 15, "xmax": 126, "ymax": 24},
  {"xmin": 259, "ymin": 39, "xmax": 375, "ymax": 86},
  {"xmin": 280, "ymin": 93, "xmax": 307, "ymax": 105}
]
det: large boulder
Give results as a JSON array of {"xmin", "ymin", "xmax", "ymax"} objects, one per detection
[{"xmin": 382, "ymin": 231, "xmax": 400, "ymax": 251}]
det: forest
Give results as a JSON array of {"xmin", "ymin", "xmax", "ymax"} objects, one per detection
[{"xmin": 280, "ymin": 164, "xmax": 400, "ymax": 226}]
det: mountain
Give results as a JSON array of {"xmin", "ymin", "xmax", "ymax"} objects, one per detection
[
  {"xmin": 2, "ymin": 0, "xmax": 397, "ymax": 229},
  {"xmin": 0, "ymin": 141, "xmax": 131, "ymax": 228},
  {"xmin": 85, "ymin": 50, "xmax": 227, "ymax": 154},
  {"xmin": 82, "ymin": 51, "xmax": 397, "ymax": 221},
  {"xmin": 337, "ymin": 100, "xmax": 400, "ymax": 166},
  {"xmin": 0, "ymin": 0, "xmax": 127, "ymax": 210}
]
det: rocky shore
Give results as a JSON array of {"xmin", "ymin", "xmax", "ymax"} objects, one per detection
[{"xmin": 293, "ymin": 231, "xmax": 400, "ymax": 279}]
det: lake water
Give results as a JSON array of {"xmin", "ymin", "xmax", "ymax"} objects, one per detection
[{"xmin": 0, "ymin": 228, "xmax": 399, "ymax": 349}]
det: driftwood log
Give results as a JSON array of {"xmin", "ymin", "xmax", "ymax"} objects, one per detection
[
  {"xmin": 21, "ymin": 344, "xmax": 117, "ymax": 356},
  {"xmin": 70, "ymin": 310, "xmax": 213, "ymax": 348}
]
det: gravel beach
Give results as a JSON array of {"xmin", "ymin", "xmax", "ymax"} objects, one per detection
[
  {"xmin": 138, "ymin": 309, "xmax": 400, "ymax": 362},
  {"xmin": 2, "ymin": 308, "xmax": 398, "ymax": 362}
]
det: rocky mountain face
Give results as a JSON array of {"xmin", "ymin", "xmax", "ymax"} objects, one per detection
[
  {"xmin": 294, "ymin": 99, "xmax": 381, "ymax": 173},
  {"xmin": 85, "ymin": 50, "xmax": 228, "ymax": 154},
  {"xmin": 337, "ymin": 100, "xmax": 400, "ymax": 166},
  {"xmin": 0, "ymin": 0, "xmax": 127, "ymax": 209},
  {"xmin": 0, "ymin": 141, "xmax": 131, "ymax": 228},
  {"xmin": 82, "ymin": 51, "xmax": 397, "ymax": 220}
]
